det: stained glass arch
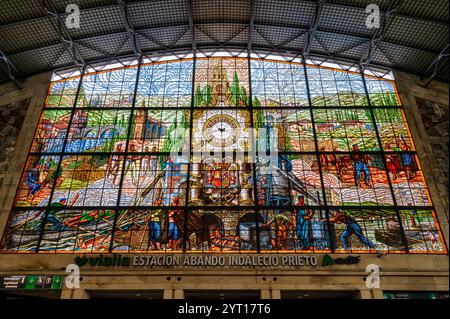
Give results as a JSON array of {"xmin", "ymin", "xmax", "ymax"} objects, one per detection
[{"xmin": 1, "ymin": 52, "xmax": 446, "ymax": 255}]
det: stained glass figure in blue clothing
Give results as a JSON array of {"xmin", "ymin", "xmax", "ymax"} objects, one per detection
[
  {"xmin": 351, "ymin": 144, "xmax": 372, "ymax": 187},
  {"xmin": 167, "ymin": 197, "xmax": 182, "ymax": 250},
  {"xmin": 26, "ymin": 162, "xmax": 41, "ymax": 201},
  {"xmin": 144, "ymin": 197, "xmax": 163, "ymax": 250},
  {"xmin": 325, "ymin": 210, "xmax": 377, "ymax": 250},
  {"xmin": 295, "ymin": 196, "xmax": 315, "ymax": 250},
  {"xmin": 399, "ymin": 136, "xmax": 416, "ymax": 180}
]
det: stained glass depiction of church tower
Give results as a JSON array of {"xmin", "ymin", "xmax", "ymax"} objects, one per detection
[
  {"xmin": 194, "ymin": 58, "xmax": 250, "ymax": 107},
  {"xmin": 185, "ymin": 57, "xmax": 254, "ymax": 251}
]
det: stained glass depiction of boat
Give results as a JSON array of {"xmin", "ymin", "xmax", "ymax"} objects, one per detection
[
  {"xmin": 373, "ymin": 215, "xmax": 428, "ymax": 250},
  {"xmin": 375, "ymin": 229, "xmax": 423, "ymax": 249},
  {"xmin": 5, "ymin": 220, "xmax": 114, "ymax": 250},
  {"xmin": 374, "ymin": 224, "xmax": 405, "ymax": 249},
  {"xmin": 7, "ymin": 229, "xmax": 77, "ymax": 247}
]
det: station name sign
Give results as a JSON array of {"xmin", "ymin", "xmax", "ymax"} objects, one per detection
[{"xmin": 74, "ymin": 254, "xmax": 361, "ymax": 269}]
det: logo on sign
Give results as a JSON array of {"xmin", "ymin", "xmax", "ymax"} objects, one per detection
[{"xmin": 322, "ymin": 254, "xmax": 361, "ymax": 267}]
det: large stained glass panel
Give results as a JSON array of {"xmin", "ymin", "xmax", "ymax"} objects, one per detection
[{"xmin": 0, "ymin": 55, "xmax": 446, "ymax": 254}]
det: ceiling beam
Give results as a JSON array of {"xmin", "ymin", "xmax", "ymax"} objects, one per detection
[
  {"xmin": 359, "ymin": 0, "xmax": 404, "ymax": 70},
  {"xmin": 2, "ymin": 19, "xmax": 440, "ymax": 58},
  {"xmin": 41, "ymin": 0, "xmax": 85, "ymax": 72},
  {"xmin": 248, "ymin": 0, "xmax": 255, "ymax": 53},
  {"xmin": 304, "ymin": 0, "xmax": 326, "ymax": 57},
  {"xmin": 117, "ymin": 0, "xmax": 142, "ymax": 58},
  {"xmin": 186, "ymin": 0, "xmax": 196, "ymax": 53},
  {"xmin": 0, "ymin": 50, "xmax": 23, "ymax": 89},
  {"xmin": 421, "ymin": 44, "xmax": 449, "ymax": 87}
]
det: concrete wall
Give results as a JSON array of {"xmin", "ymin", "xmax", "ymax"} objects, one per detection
[
  {"xmin": 394, "ymin": 71, "xmax": 449, "ymax": 248},
  {"xmin": 0, "ymin": 71, "xmax": 448, "ymax": 300},
  {"xmin": 0, "ymin": 253, "xmax": 448, "ymax": 299},
  {"xmin": 0, "ymin": 97, "xmax": 31, "ymax": 186}
]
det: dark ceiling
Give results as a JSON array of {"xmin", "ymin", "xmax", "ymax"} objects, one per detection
[{"xmin": 0, "ymin": 0, "xmax": 448, "ymax": 85}]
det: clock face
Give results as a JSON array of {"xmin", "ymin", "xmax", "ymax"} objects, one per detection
[
  {"xmin": 203, "ymin": 115, "xmax": 240, "ymax": 147},
  {"xmin": 211, "ymin": 121, "xmax": 232, "ymax": 139}
]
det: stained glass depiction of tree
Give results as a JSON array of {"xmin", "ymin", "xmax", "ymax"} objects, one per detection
[
  {"xmin": 0, "ymin": 55, "xmax": 446, "ymax": 254},
  {"xmin": 195, "ymin": 58, "xmax": 250, "ymax": 107},
  {"xmin": 313, "ymin": 109, "xmax": 379, "ymax": 152}
]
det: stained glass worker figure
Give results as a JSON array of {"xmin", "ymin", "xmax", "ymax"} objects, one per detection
[
  {"xmin": 107, "ymin": 143, "xmax": 123, "ymax": 185},
  {"xmin": 263, "ymin": 214, "xmax": 290, "ymax": 250},
  {"xmin": 325, "ymin": 210, "xmax": 377, "ymax": 250},
  {"xmin": 144, "ymin": 197, "xmax": 163, "ymax": 250},
  {"xmin": 167, "ymin": 197, "xmax": 181, "ymax": 250},
  {"xmin": 26, "ymin": 162, "xmax": 41, "ymax": 201},
  {"xmin": 295, "ymin": 196, "xmax": 315, "ymax": 250},
  {"xmin": 399, "ymin": 136, "xmax": 416, "ymax": 180},
  {"xmin": 125, "ymin": 144, "xmax": 140, "ymax": 185},
  {"xmin": 351, "ymin": 144, "xmax": 372, "ymax": 187}
]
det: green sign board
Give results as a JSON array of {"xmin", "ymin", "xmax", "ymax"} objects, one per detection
[
  {"xmin": 0, "ymin": 275, "xmax": 62, "ymax": 290},
  {"xmin": 51, "ymin": 275, "xmax": 63, "ymax": 289},
  {"xmin": 25, "ymin": 276, "xmax": 37, "ymax": 289}
]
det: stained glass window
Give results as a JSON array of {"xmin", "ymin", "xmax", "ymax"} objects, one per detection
[{"xmin": 0, "ymin": 54, "xmax": 446, "ymax": 254}]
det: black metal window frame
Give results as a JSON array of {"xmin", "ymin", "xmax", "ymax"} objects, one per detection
[{"xmin": 2, "ymin": 51, "xmax": 446, "ymax": 255}]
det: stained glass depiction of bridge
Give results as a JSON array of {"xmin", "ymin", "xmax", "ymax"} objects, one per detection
[{"xmin": 0, "ymin": 0, "xmax": 448, "ymax": 301}]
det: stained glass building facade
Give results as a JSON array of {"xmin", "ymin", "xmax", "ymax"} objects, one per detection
[{"xmin": 1, "ymin": 54, "xmax": 446, "ymax": 255}]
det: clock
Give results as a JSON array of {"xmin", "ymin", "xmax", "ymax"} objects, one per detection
[{"xmin": 203, "ymin": 114, "xmax": 240, "ymax": 147}]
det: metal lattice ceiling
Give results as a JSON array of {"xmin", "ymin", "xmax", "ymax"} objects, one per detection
[{"xmin": 0, "ymin": 0, "xmax": 448, "ymax": 86}]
